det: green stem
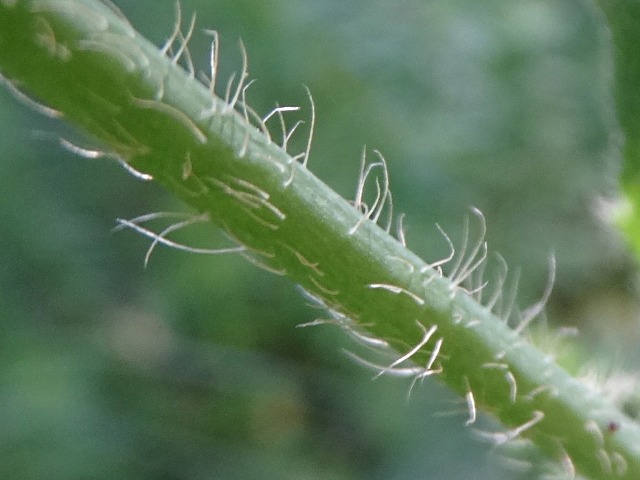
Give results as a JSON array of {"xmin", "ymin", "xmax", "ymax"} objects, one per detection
[{"xmin": 1, "ymin": 1, "xmax": 638, "ymax": 477}]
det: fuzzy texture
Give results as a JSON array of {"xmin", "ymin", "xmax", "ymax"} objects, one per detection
[{"xmin": 0, "ymin": 1, "xmax": 639, "ymax": 478}]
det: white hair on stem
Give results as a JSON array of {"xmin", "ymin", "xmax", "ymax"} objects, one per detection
[
  {"xmin": 373, "ymin": 321, "xmax": 437, "ymax": 379},
  {"xmin": 470, "ymin": 249, "xmax": 489, "ymax": 301},
  {"xmin": 33, "ymin": 14, "xmax": 73, "ymax": 60},
  {"xmin": 353, "ymin": 147, "xmax": 370, "ymax": 213},
  {"xmin": 308, "ymin": 276, "xmax": 339, "ymax": 296},
  {"xmin": 387, "ymin": 255, "xmax": 415, "ymax": 274},
  {"xmin": 282, "ymin": 120, "xmax": 304, "ymax": 152},
  {"xmin": 514, "ymin": 255, "xmax": 555, "ymax": 334},
  {"xmin": 117, "ymin": 158, "xmax": 154, "ymax": 181},
  {"xmin": 343, "ymin": 349, "xmax": 418, "ymax": 378},
  {"xmin": 348, "ymin": 178, "xmax": 381, "ymax": 234},
  {"xmin": 465, "ymin": 378, "xmax": 477, "ymax": 425},
  {"xmin": 448, "ymin": 212, "xmax": 469, "ymax": 282},
  {"xmin": 237, "ymin": 205, "xmax": 280, "ymax": 230},
  {"xmin": 201, "ymin": 37, "xmax": 250, "ymax": 116},
  {"xmin": 301, "ymin": 86, "xmax": 315, "ymax": 169},
  {"xmin": 289, "ymin": 151, "xmax": 305, "ymax": 163},
  {"xmin": 277, "ymin": 108, "xmax": 302, "ymax": 154},
  {"xmin": 499, "ymin": 268, "xmax": 520, "ymax": 323},
  {"xmin": 241, "ymin": 252, "xmax": 287, "ymax": 276},
  {"xmin": 342, "ymin": 349, "xmax": 442, "ymax": 398},
  {"xmin": 238, "ymin": 79, "xmax": 257, "ymax": 157},
  {"xmin": 559, "ymin": 460, "xmax": 576, "ymax": 479},
  {"xmin": 114, "ymin": 211, "xmax": 193, "ymax": 226},
  {"xmin": 226, "ymin": 40, "xmax": 249, "ymax": 112},
  {"xmin": 551, "ymin": 445, "xmax": 577, "ymax": 479},
  {"xmin": 58, "ymin": 137, "xmax": 104, "ymax": 159},
  {"xmin": 109, "ymin": 115, "xmax": 151, "ymax": 151},
  {"xmin": 0, "ymin": 73, "xmax": 63, "ymax": 118},
  {"xmin": 282, "ymin": 88, "xmax": 315, "ymax": 187},
  {"xmin": 449, "ymin": 208, "xmax": 488, "ymax": 290},
  {"xmin": 612, "ymin": 452, "xmax": 628, "ymax": 477},
  {"xmin": 77, "ymin": 38, "xmax": 137, "ymax": 73},
  {"xmin": 203, "ymin": 29, "xmax": 219, "ymax": 96},
  {"xmin": 237, "ymin": 96, "xmax": 272, "ymax": 144},
  {"xmin": 420, "ymin": 223, "xmax": 456, "ymax": 276},
  {"xmin": 230, "ymin": 176, "xmax": 269, "ymax": 200},
  {"xmin": 115, "ymin": 213, "xmax": 245, "ymax": 266},
  {"xmin": 368, "ymin": 283, "xmax": 425, "ymax": 306},
  {"xmin": 419, "ymin": 223, "xmax": 456, "ymax": 292},
  {"xmin": 207, "ymin": 176, "xmax": 286, "ymax": 223},
  {"xmin": 170, "ymin": 10, "xmax": 196, "ymax": 77},
  {"xmin": 522, "ymin": 384, "xmax": 558, "ymax": 401},
  {"xmin": 87, "ymin": 32, "xmax": 151, "ymax": 69},
  {"xmin": 349, "ymin": 151, "xmax": 392, "ymax": 235},
  {"xmin": 196, "ymin": 31, "xmax": 221, "ymax": 117},
  {"xmin": 340, "ymin": 321, "xmax": 443, "ymax": 396},
  {"xmin": 283, "ymin": 245, "xmax": 324, "ymax": 276},
  {"xmin": 223, "ymin": 72, "xmax": 236, "ymax": 108},
  {"xmin": 269, "ymin": 104, "xmax": 302, "ymax": 152},
  {"xmin": 347, "ymin": 329, "xmax": 391, "ymax": 350},
  {"xmin": 296, "ymin": 318, "xmax": 339, "ymax": 328},
  {"xmin": 396, "ymin": 213, "xmax": 407, "ymax": 247},
  {"xmin": 596, "ymin": 449, "xmax": 613, "ymax": 475},
  {"xmin": 584, "ymin": 420, "xmax": 604, "ymax": 446},
  {"xmin": 160, "ymin": 1, "xmax": 183, "ymax": 56},
  {"xmin": 370, "ymin": 150, "xmax": 392, "ymax": 227},
  {"xmin": 94, "ymin": 33, "xmax": 150, "ymax": 72},
  {"xmin": 57, "ymin": 137, "xmax": 154, "ymax": 181},
  {"xmin": 370, "ymin": 155, "xmax": 389, "ymax": 223},
  {"xmin": 130, "ymin": 95, "xmax": 207, "ymax": 144},
  {"xmin": 295, "ymin": 286, "xmax": 326, "ymax": 310},
  {"xmin": 474, "ymin": 411, "xmax": 544, "ymax": 445},
  {"xmin": 293, "ymin": 289, "xmax": 391, "ymax": 350},
  {"xmin": 383, "ymin": 191, "xmax": 395, "ymax": 233},
  {"xmin": 425, "ymin": 338, "xmax": 443, "ymax": 372},
  {"xmin": 406, "ymin": 354, "xmax": 443, "ymax": 399},
  {"xmin": 484, "ymin": 253, "xmax": 509, "ymax": 312},
  {"xmin": 262, "ymin": 105, "xmax": 300, "ymax": 124},
  {"xmin": 183, "ymin": 41, "xmax": 196, "ymax": 79},
  {"xmin": 465, "ymin": 278, "xmax": 489, "ymax": 298},
  {"xmin": 481, "ymin": 362, "xmax": 518, "ymax": 403},
  {"xmin": 141, "ymin": 215, "xmax": 205, "ymax": 266}
]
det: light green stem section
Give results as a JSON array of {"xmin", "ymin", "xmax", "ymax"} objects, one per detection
[{"xmin": 1, "ymin": 1, "xmax": 639, "ymax": 478}]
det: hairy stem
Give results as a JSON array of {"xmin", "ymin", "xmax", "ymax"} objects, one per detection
[{"xmin": 0, "ymin": 1, "xmax": 639, "ymax": 477}]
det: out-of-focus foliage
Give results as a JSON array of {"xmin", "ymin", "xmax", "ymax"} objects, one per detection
[
  {"xmin": 0, "ymin": 0, "xmax": 635, "ymax": 479},
  {"xmin": 597, "ymin": 1, "xmax": 640, "ymax": 267}
]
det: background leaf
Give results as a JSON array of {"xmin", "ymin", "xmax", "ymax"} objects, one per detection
[{"xmin": 0, "ymin": 0, "xmax": 636, "ymax": 478}]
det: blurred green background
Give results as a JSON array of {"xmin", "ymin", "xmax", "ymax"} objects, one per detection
[{"xmin": 1, "ymin": 0, "xmax": 638, "ymax": 478}]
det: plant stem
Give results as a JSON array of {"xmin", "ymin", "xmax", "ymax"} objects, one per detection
[{"xmin": 1, "ymin": 1, "xmax": 639, "ymax": 477}]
